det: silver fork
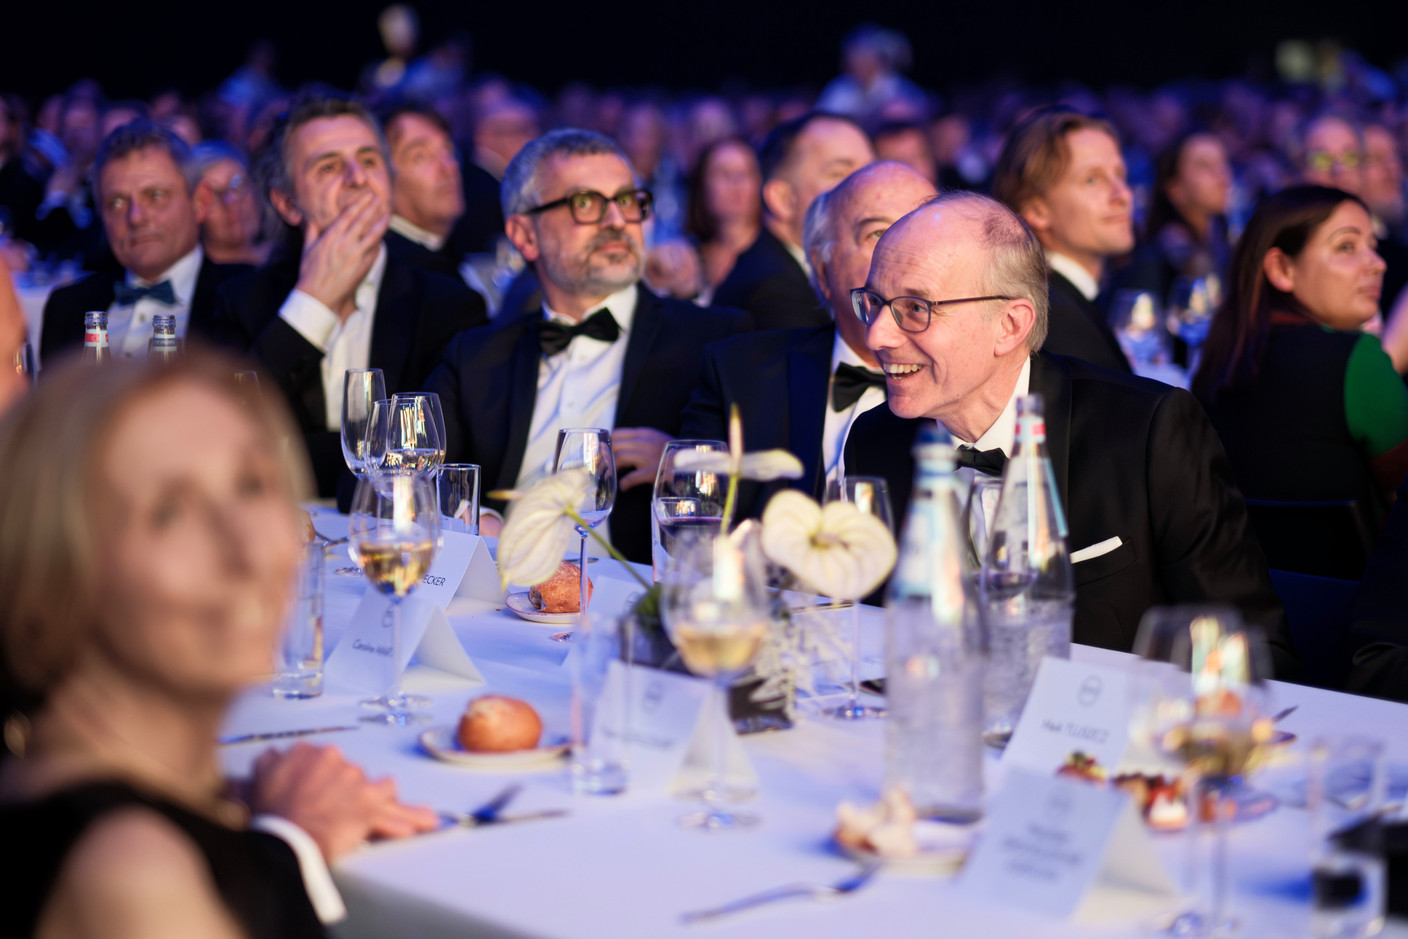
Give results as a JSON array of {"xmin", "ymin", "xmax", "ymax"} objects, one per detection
[
  {"xmin": 680, "ymin": 862, "xmax": 881, "ymax": 924},
  {"xmin": 438, "ymin": 782, "xmax": 522, "ymax": 829}
]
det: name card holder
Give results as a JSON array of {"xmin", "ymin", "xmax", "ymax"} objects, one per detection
[
  {"xmin": 325, "ymin": 590, "xmax": 484, "ymax": 693},
  {"xmin": 414, "ymin": 530, "xmax": 503, "ymax": 609},
  {"xmin": 1002, "ymin": 657, "xmax": 1133, "ymax": 776}
]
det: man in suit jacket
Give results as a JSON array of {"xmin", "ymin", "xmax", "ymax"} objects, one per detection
[
  {"xmin": 993, "ymin": 108, "xmax": 1132, "ymax": 373},
  {"xmin": 212, "ymin": 92, "xmax": 486, "ymax": 496},
  {"xmin": 713, "ymin": 113, "xmax": 874, "ymax": 332},
  {"xmin": 40, "ymin": 121, "xmax": 251, "ymax": 365},
  {"xmin": 680, "ymin": 161, "xmax": 936, "ymax": 518},
  {"xmin": 381, "ymin": 105, "xmax": 468, "ymax": 282},
  {"xmin": 842, "ymin": 191, "xmax": 1299, "ymax": 677},
  {"xmin": 425, "ymin": 129, "xmax": 749, "ymax": 563}
]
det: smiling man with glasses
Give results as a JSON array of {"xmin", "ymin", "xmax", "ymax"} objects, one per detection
[
  {"xmin": 842, "ymin": 190, "xmax": 1300, "ymax": 678},
  {"xmin": 425, "ymin": 129, "xmax": 749, "ymax": 560}
]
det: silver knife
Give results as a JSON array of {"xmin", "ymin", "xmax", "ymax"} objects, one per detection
[
  {"xmin": 438, "ymin": 809, "xmax": 569, "ymax": 829},
  {"xmin": 219, "ymin": 725, "xmax": 361, "ymax": 745}
]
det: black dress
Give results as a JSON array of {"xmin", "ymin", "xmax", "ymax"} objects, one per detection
[{"xmin": 2, "ymin": 780, "xmax": 326, "ymax": 938}]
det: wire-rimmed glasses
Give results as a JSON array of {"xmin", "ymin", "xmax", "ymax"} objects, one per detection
[{"xmin": 850, "ymin": 287, "xmax": 1013, "ymax": 333}]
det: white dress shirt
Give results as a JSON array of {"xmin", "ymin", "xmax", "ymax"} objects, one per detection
[
  {"xmin": 105, "ymin": 245, "xmax": 203, "ymax": 359},
  {"xmin": 516, "ymin": 285, "xmax": 638, "ymax": 541},
  {"xmin": 1046, "ymin": 251, "xmax": 1100, "ymax": 302},
  {"xmin": 249, "ymin": 814, "xmax": 346, "ymax": 925},
  {"xmin": 278, "ymin": 245, "xmax": 388, "ymax": 431},
  {"xmin": 389, "ymin": 214, "xmax": 446, "ymax": 252},
  {"xmin": 952, "ymin": 357, "xmax": 1031, "ymax": 543},
  {"xmin": 824, "ymin": 333, "xmax": 887, "ymax": 487}
]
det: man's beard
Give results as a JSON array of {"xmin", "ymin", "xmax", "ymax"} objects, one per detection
[{"xmin": 553, "ymin": 227, "xmax": 644, "ymax": 296}]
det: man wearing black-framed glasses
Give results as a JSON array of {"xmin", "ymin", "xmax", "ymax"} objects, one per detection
[
  {"xmin": 425, "ymin": 129, "xmax": 749, "ymax": 561},
  {"xmin": 842, "ymin": 191, "xmax": 1300, "ymax": 679}
]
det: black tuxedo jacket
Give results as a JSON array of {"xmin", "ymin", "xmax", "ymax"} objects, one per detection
[
  {"xmin": 212, "ymin": 250, "xmax": 487, "ymax": 495},
  {"xmin": 1043, "ymin": 270, "xmax": 1131, "ymax": 373},
  {"xmin": 385, "ymin": 228, "xmax": 464, "ymax": 281},
  {"xmin": 39, "ymin": 256, "xmax": 252, "ymax": 365},
  {"xmin": 679, "ymin": 324, "xmax": 837, "ymax": 519},
  {"xmin": 424, "ymin": 289, "xmax": 751, "ymax": 563},
  {"xmin": 712, "ymin": 227, "xmax": 829, "ymax": 332},
  {"xmin": 843, "ymin": 352, "xmax": 1299, "ymax": 678}
]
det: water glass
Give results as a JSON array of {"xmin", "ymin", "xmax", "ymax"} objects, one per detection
[
  {"xmin": 1311, "ymin": 735, "xmax": 1387, "ymax": 938},
  {"xmin": 273, "ymin": 542, "xmax": 324, "ymax": 698},
  {"xmin": 439, "ymin": 464, "xmax": 481, "ymax": 534},
  {"xmin": 571, "ymin": 612, "xmax": 631, "ymax": 796},
  {"xmin": 341, "ymin": 368, "xmax": 386, "ymax": 477},
  {"xmin": 650, "ymin": 439, "xmax": 727, "ymax": 582}
]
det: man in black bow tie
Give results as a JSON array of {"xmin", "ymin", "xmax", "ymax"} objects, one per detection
[
  {"xmin": 426, "ymin": 129, "xmax": 748, "ymax": 561},
  {"xmin": 843, "ymin": 191, "xmax": 1300, "ymax": 677},
  {"xmin": 680, "ymin": 161, "xmax": 935, "ymax": 518},
  {"xmin": 39, "ymin": 121, "xmax": 253, "ymax": 365}
]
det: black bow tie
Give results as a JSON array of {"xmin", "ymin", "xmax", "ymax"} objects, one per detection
[
  {"xmin": 536, "ymin": 308, "xmax": 621, "ymax": 356},
  {"xmin": 112, "ymin": 280, "xmax": 176, "ymax": 306},
  {"xmin": 831, "ymin": 363, "xmax": 886, "ymax": 411},
  {"xmin": 955, "ymin": 445, "xmax": 1008, "ymax": 477}
]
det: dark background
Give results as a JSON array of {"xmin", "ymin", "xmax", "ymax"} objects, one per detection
[{"xmin": 2, "ymin": 0, "xmax": 1403, "ymax": 99}]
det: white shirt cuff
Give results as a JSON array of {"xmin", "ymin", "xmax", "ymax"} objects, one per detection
[
  {"xmin": 278, "ymin": 289, "xmax": 340, "ymax": 352},
  {"xmin": 250, "ymin": 814, "xmax": 348, "ymax": 924}
]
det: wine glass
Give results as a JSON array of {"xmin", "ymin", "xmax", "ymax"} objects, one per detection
[
  {"xmin": 961, "ymin": 475, "xmax": 1003, "ymax": 569},
  {"xmin": 823, "ymin": 475, "xmax": 893, "ymax": 720},
  {"xmin": 382, "ymin": 395, "xmax": 445, "ymax": 479},
  {"xmin": 651, "ymin": 439, "xmax": 728, "ymax": 582},
  {"xmin": 1166, "ymin": 276, "xmax": 1220, "ymax": 373},
  {"xmin": 391, "ymin": 392, "xmax": 447, "ymax": 476},
  {"xmin": 659, "ymin": 527, "xmax": 770, "ymax": 830},
  {"xmin": 347, "ymin": 472, "xmax": 440, "ymax": 725},
  {"xmin": 1129, "ymin": 607, "xmax": 1276, "ymax": 937},
  {"xmin": 341, "ymin": 368, "xmax": 386, "ymax": 477},
  {"xmin": 1109, "ymin": 289, "xmax": 1170, "ymax": 369},
  {"xmin": 551, "ymin": 428, "xmax": 617, "ymax": 642}
]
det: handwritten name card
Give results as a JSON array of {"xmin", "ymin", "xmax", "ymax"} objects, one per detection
[{"xmin": 325, "ymin": 589, "xmax": 483, "ymax": 693}]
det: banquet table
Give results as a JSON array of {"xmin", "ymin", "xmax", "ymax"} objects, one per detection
[{"xmin": 220, "ymin": 512, "xmax": 1408, "ymax": 939}]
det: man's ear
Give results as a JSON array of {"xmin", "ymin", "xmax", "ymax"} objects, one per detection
[
  {"xmin": 268, "ymin": 188, "xmax": 303, "ymax": 229},
  {"xmin": 993, "ymin": 297, "xmax": 1037, "ymax": 357},
  {"xmin": 1263, "ymin": 247, "xmax": 1296, "ymax": 293},
  {"xmin": 762, "ymin": 178, "xmax": 795, "ymax": 224},
  {"xmin": 505, "ymin": 214, "xmax": 539, "ymax": 263},
  {"xmin": 192, "ymin": 181, "xmax": 212, "ymax": 225},
  {"xmin": 1020, "ymin": 197, "xmax": 1050, "ymax": 237}
]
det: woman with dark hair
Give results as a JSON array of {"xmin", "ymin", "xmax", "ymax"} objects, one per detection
[
  {"xmin": 684, "ymin": 136, "xmax": 761, "ymax": 300},
  {"xmin": 0, "ymin": 351, "xmax": 436, "ymax": 938},
  {"xmin": 1193, "ymin": 184, "xmax": 1408, "ymax": 521}
]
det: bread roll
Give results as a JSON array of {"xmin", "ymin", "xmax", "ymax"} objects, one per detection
[
  {"xmin": 529, "ymin": 561, "xmax": 592, "ymax": 613},
  {"xmin": 457, "ymin": 695, "xmax": 543, "ymax": 752}
]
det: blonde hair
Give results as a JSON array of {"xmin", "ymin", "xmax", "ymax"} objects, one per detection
[{"xmin": 0, "ymin": 347, "xmax": 310, "ymax": 717}]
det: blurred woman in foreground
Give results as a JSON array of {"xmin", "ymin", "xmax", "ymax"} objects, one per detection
[
  {"xmin": 0, "ymin": 351, "xmax": 435, "ymax": 938},
  {"xmin": 1194, "ymin": 185, "xmax": 1408, "ymax": 522}
]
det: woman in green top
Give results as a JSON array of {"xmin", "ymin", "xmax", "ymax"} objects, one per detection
[{"xmin": 1194, "ymin": 185, "xmax": 1408, "ymax": 521}]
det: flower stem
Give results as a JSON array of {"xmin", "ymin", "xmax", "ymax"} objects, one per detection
[{"xmin": 566, "ymin": 508, "xmax": 653, "ymax": 592}]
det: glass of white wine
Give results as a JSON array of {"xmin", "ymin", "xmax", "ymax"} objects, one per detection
[
  {"xmin": 659, "ymin": 526, "xmax": 770, "ymax": 830},
  {"xmin": 347, "ymin": 471, "xmax": 440, "ymax": 725},
  {"xmin": 391, "ymin": 392, "xmax": 447, "ymax": 476},
  {"xmin": 1130, "ymin": 607, "xmax": 1276, "ymax": 937},
  {"xmin": 382, "ymin": 395, "xmax": 445, "ymax": 479}
]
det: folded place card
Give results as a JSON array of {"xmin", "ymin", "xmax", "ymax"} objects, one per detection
[
  {"xmin": 414, "ymin": 530, "xmax": 503, "ymax": 608},
  {"xmin": 1002, "ymin": 656, "xmax": 1132, "ymax": 777},
  {"xmin": 593, "ymin": 662, "xmax": 758, "ymax": 796},
  {"xmin": 325, "ymin": 589, "xmax": 484, "ymax": 693},
  {"xmin": 962, "ymin": 768, "xmax": 1179, "ymax": 921}
]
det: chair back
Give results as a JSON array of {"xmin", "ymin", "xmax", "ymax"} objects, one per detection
[
  {"xmin": 1244, "ymin": 498, "xmax": 1373, "ymax": 581},
  {"xmin": 1268, "ymin": 569, "xmax": 1361, "ymax": 689}
]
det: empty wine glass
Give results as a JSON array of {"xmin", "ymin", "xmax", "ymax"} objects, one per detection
[
  {"xmin": 551, "ymin": 428, "xmax": 616, "ymax": 642},
  {"xmin": 341, "ymin": 368, "xmax": 386, "ymax": 478},
  {"xmin": 823, "ymin": 475, "xmax": 893, "ymax": 720},
  {"xmin": 347, "ymin": 472, "xmax": 440, "ymax": 725},
  {"xmin": 382, "ymin": 395, "xmax": 444, "ymax": 479},
  {"xmin": 1129, "ymin": 607, "xmax": 1276, "ymax": 937},
  {"xmin": 1109, "ymin": 289, "xmax": 1171, "ymax": 369},
  {"xmin": 651, "ymin": 439, "xmax": 728, "ymax": 582},
  {"xmin": 659, "ymin": 527, "xmax": 770, "ymax": 830},
  {"xmin": 391, "ymin": 392, "xmax": 447, "ymax": 476}
]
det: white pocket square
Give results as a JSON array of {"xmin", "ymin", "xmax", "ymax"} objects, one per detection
[{"xmin": 1070, "ymin": 536, "xmax": 1123, "ymax": 564}]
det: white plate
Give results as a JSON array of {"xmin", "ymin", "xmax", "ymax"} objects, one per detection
[
  {"xmin": 836, "ymin": 820, "xmax": 976, "ymax": 876},
  {"xmin": 419, "ymin": 726, "xmax": 569, "ymax": 770},
  {"xmin": 505, "ymin": 591, "xmax": 579, "ymax": 626}
]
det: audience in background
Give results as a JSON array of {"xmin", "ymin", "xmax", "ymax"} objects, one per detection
[
  {"xmin": 382, "ymin": 105, "xmax": 466, "ymax": 280},
  {"xmin": 191, "ymin": 141, "xmax": 271, "ymax": 267},
  {"xmin": 683, "ymin": 136, "xmax": 762, "ymax": 300}
]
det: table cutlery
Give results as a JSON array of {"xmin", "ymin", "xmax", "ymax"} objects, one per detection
[
  {"xmin": 680, "ymin": 862, "xmax": 881, "ymax": 924},
  {"xmin": 1273, "ymin": 705, "xmax": 1298, "ymax": 723},
  {"xmin": 219, "ymin": 725, "xmax": 360, "ymax": 745},
  {"xmin": 438, "ymin": 809, "xmax": 570, "ymax": 829}
]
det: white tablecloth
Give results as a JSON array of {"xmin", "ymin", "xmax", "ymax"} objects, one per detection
[{"xmin": 220, "ymin": 514, "xmax": 1408, "ymax": 939}]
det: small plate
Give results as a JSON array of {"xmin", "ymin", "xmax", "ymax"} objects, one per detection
[
  {"xmin": 1147, "ymin": 784, "xmax": 1279, "ymax": 833},
  {"xmin": 504, "ymin": 591, "xmax": 580, "ymax": 626},
  {"xmin": 835, "ymin": 820, "xmax": 976, "ymax": 876},
  {"xmin": 419, "ymin": 726, "xmax": 569, "ymax": 770}
]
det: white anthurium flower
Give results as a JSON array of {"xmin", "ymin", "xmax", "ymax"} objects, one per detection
[
  {"xmin": 759, "ymin": 490, "xmax": 898, "ymax": 601},
  {"xmin": 672, "ymin": 448, "xmax": 805, "ymax": 482},
  {"xmin": 493, "ymin": 470, "xmax": 590, "ymax": 589}
]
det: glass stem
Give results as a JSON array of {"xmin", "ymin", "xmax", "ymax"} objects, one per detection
[
  {"xmin": 1210, "ymin": 780, "xmax": 1230, "ymax": 928},
  {"xmin": 579, "ymin": 533, "xmax": 589, "ymax": 617},
  {"xmin": 388, "ymin": 595, "xmax": 403, "ymax": 705},
  {"xmin": 708, "ymin": 678, "xmax": 729, "ymax": 812},
  {"xmin": 849, "ymin": 602, "xmax": 862, "ymax": 711}
]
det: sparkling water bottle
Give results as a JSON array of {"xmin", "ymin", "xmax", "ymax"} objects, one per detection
[
  {"xmin": 81, "ymin": 311, "xmax": 110, "ymax": 365},
  {"xmin": 148, "ymin": 313, "xmax": 179, "ymax": 363},
  {"xmin": 980, "ymin": 393, "xmax": 1075, "ymax": 747},
  {"xmin": 885, "ymin": 425, "xmax": 984, "ymax": 823}
]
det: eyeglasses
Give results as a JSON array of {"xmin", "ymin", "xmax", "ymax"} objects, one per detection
[
  {"xmin": 209, "ymin": 173, "xmax": 248, "ymax": 205},
  {"xmin": 524, "ymin": 189, "xmax": 653, "ymax": 224},
  {"xmin": 1306, "ymin": 150, "xmax": 1363, "ymax": 173},
  {"xmin": 850, "ymin": 287, "xmax": 1013, "ymax": 333}
]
